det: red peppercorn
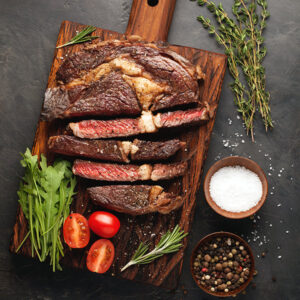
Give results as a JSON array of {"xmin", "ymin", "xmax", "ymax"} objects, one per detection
[
  {"xmin": 243, "ymin": 258, "xmax": 247, "ymax": 262},
  {"xmin": 201, "ymin": 267, "xmax": 208, "ymax": 272},
  {"xmin": 239, "ymin": 266, "xmax": 243, "ymax": 271}
]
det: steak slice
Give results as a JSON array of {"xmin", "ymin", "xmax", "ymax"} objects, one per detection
[
  {"xmin": 42, "ymin": 40, "xmax": 204, "ymax": 120},
  {"xmin": 154, "ymin": 106, "xmax": 211, "ymax": 128},
  {"xmin": 72, "ymin": 160, "xmax": 187, "ymax": 182},
  {"xmin": 48, "ymin": 135, "xmax": 184, "ymax": 162},
  {"xmin": 130, "ymin": 139, "xmax": 184, "ymax": 161},
  {"xmin": 88, "ymin": 185, "xmax": 184, "ymax": 215},
  {"xmin": 72, "ymin": 160, "xmax": 151, "ymax": 182},
  {"xmin": 69, "ymin": 107, "xmax": 209, "ymax": 139},
  {"xmin": 48, "ymin": 135, "xmax": 129, "ymax": 162},
  {"xmin": 70, "ymin": 117, "xmax": 142, "ymax": 139},
  {"xmin": 151, "ymin": 163, "xmax": 187, "ymax": 181}
]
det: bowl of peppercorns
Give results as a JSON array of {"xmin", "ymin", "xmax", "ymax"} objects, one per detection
[{"xmin": 190, "ymin": 232, "xmax": 255, "ymax": 297}]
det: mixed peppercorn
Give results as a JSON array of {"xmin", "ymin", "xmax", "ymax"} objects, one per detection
[{"xmin": 192, "ymin": 236, "xmax": 252, "ymax": 294}]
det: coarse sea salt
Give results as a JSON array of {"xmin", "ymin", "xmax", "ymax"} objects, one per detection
[{"xmin": 209, "ymin": 166, "xmax": 263, "ymax": 213}]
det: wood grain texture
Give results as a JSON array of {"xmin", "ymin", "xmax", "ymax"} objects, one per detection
[
  {"xmin": 9, "ymin": 19, "xmax": 227, "ymax": 289},
  {"xmin": 125, "ymin": 0, "xmax": 176, "ymax": 41}
]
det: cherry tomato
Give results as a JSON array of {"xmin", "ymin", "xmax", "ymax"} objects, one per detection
[
  {"xmin": 88, "ymin": 211, "xmax": 120, "ymax": 238},
  {"xmin": 63, "ymin": 213, "xmax": 90, "ymax": 248},
  {"xmin": 86, "ymin": 239, "xmax": 115, "ymax": 273}
]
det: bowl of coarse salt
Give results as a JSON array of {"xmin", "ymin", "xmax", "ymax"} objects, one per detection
[{"xmin": 204, "ymin": 156, "xmax": 268, "ymax": 219}]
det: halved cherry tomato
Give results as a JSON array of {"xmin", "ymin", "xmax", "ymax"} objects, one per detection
[
  {"xmin": 88, "ymin": 211, "xmax": 120, "ymax": 238},
  {"xmin": 63, "ymin": 213, "xmax": 90, "ymax": 248},
  {"xmin": 86, "ymin": 239, "xmax": 115, "ymax": 273}
]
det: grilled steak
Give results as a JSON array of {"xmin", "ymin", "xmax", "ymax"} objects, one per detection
[
  {"xmin": 72, "ymin": 159, "xmax": 187, "ymax": 182},
  {"xmin": 48, "ymin": 135, "xmax": 129, "ymax": 162},
  {"xmin": 154, "ymin": 106, "xmax": 211, "ymax": 128},
  {"xmin": 48, "ymin": 135, "xmax": 184, "ymax": 162},
  {"xmin": 151, "ymin": 163, "xmax": 187, "ymax": 181},
  {"xmin": 130, "ymin": 139, "xmax": 184, "ymax": 161},
  {"xmin": 70, "ymin": 116, "xmax": 142, "ymax": 139},
  {"xmin": 88, "ymin": 185, "xmax": 184, "ymax": 215},
  {"xmin": 42, "ymin": 39, "xmax": 205, "ymax": 120},
  {"xmin": 69, "ymin": 106, "xmax": 209, "ymax": 139},
  {"xmin": 43, "ymin": 72, "xmax": 141, "ymax": 120}
]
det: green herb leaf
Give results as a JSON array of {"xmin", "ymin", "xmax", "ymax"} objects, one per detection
[
  {"xmin": 194, "ymin": 0, "xmax": 272, "ymax": 140},
  {"xmin": 56, "ymin": 26, "xmax": 99, "ymax": 49},
  {"xmin": 16, "ymin": 149, "xmax": 76, "ymax": 271},
  {"xmin": 121, "ymin": 225, "xmax": 188, "ymax": 272},
  {"xmin": 197, "ymin": 0, "xmax": 207, "ymax": 6}
]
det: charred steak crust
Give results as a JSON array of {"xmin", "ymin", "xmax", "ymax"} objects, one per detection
[
  {"xmin": 88, "ymin": 185, "xmax": 184, "ymax": 215},
  {"xmin": 72, "ymin": 160, "xmax": 187, "ymax": 182},
  {"xmin": 48, "ymin": 135, "xmax": 184, "ymax": 162},
  {"xmin": 42, "ymin": 39, "xmax": 204, "ymax": 120},
  {"xmin": 48, "ymin": 135, "xmax": 129, "ymax": 162},
  {"xmin": 43, "ymin": 71, "xmax": 141, "ymax": 119},
  {"xmin": 130, "ymin": 139, "xmax": 184, "ymax": 161}
]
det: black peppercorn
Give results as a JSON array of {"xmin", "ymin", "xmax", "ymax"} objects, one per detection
[{"xmin": 192, "ymin": 237, "xmax": 252, "ymax": 294}]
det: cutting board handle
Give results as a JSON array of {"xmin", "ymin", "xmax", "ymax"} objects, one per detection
[{"xmin": 125, "ymin": 0, "xmax": 176, "ymax": 42}]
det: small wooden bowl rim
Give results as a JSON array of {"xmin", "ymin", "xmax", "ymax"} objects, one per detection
[
  {"xmin": 190, "ymin": 231, "xmax": 255, "ymax": 297},
  {"xmin": 203, "ymin": 156, "xmax": 268, "ymax": 219}
]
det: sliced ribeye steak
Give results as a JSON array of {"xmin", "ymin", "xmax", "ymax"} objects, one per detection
[
  {"xmin": 48, "ymin": 135, "xmax": 184, "ymax": 162},
  {"xmin": 130, "ymin": 139, "xmax": 184, "ymax": 161},
  {"xmin": 48, "ymin": 135, "xmax": 129, "ymax": 162},
  {"xmin": 69, "ymin": 106, "xmax": 209, "ymax": 139},
  {"xmin": 42, "ymin": 39, "xmax": 205, "ymax": 120},
  {"xmin": 72, "ymin": 159, "xmax": 187, "ymax": 182},
  {"xmin": 88, "ymin": 185, "xmax": 183, "ymax": 215}
]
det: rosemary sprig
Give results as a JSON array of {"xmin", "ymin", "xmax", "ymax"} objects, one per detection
[
  {"xmin": 121, "ymin": 225, "xmax": 188, "ymax": 272},
  {"xmin": 56, "ymin": 25, "xmax": 99, "ymax": 49},
  {"xmin": 196, "ymin": 0, "xmax": 271, "ymax": 140}
]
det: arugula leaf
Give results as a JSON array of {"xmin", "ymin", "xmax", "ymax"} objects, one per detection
[{"xmin": 17, "ymin": 148, "xmax": 76, "ymax": 271}]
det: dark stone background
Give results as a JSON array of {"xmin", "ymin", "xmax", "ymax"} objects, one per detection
[{"xmin": 0, "ymin": 0, "xmax": 299, "ymax": 299}]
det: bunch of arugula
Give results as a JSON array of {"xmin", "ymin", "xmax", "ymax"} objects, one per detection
[{"xmin": 16, "ymin": 149, "xmax": 76, "ymax": 271}]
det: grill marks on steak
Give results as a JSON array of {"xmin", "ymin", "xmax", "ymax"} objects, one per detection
[
  {"xmin": 42, "ymin": 40, "xmax": 204, "ymax": 120},
  {"xmin": 72, "ymin": 160, "xmax": 187, "ymax": 182},
  {"xmin": 48, "ymin": 135, "xmax": 184, "ymax": 162},
  {"xmin": 69, "ymin": 107, "xmax": 210, "ymax": 139},
  {"xmin": 88, "ymin": 185, "xmax": 184, "ymax": 215}
]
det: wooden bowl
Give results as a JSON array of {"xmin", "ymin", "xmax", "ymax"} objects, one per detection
[
  {"xmin": 190, "ymin": 232, "xmax": 255, "ymax": 297},
  {"xmin": 203, "ymin": 156, "xmax": 268, "ymax": 219}
]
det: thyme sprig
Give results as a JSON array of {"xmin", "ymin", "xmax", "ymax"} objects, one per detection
[
  {"xmin": 121, "ymin": 225, "xmax": 188, "ymax": 272},
  {"xmin": 56, "ymin": 26, "xmax": 99, "ymax": 49},
  {"xmin": 196, "ymin": 0, "xmax": 271, "ymax": 139}
]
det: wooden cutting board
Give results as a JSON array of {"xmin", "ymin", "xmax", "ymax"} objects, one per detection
[{"xmin": 9, "ymin": 0, "xmax": 227, "ymax": 290}]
